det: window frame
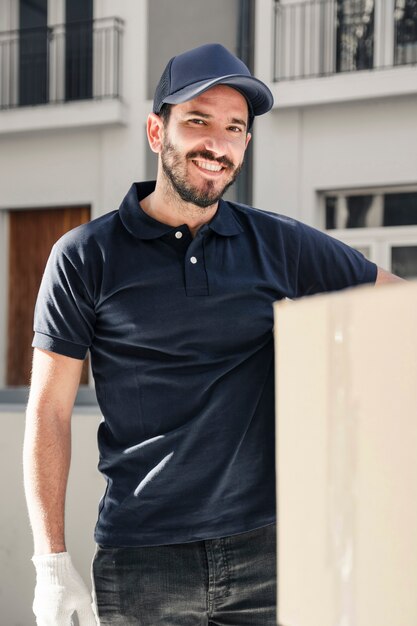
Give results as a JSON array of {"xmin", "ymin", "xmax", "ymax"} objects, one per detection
[{"xmin": 320, "ymin": 184, "xmax": 417, "ymax": 277}]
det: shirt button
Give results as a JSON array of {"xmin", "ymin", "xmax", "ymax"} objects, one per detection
[
  {"xmin": 175, "ymin": 231, "xmax": 183, "ymax": 239},
  {"xmin": 190, "ymin": 256, "xmax": 197, "ymax": 264}
]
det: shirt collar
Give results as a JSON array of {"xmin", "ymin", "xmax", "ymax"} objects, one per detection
[{"xmin": 119, "ymin": 182, "xmax": 244, "ymax": 240}]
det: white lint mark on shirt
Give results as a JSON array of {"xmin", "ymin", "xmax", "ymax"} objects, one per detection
[
  {"xmin": 133, "ymin": 452, "xmax": 174, "ymax": 497},
  {"xmin": 123, "ymin": 435, "xmax": 165, "ymax": 454}
]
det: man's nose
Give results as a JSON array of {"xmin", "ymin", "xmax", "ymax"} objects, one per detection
[{"xmin": 201, "ymin": 130, "xmax": 229, "ymax": 157}]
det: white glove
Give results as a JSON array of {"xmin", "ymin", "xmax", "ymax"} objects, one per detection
[{"xmin": 32, "ymin": 552, "xmax": 98, "ymax": 626}]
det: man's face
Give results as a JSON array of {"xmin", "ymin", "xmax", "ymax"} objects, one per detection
[{"xmin": 158, "ymin": 85, "xmax": 251, "ymax": 208}]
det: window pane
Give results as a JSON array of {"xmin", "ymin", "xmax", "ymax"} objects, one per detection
[
  {"xmin": 19, "ymin": 0, "xmax": 48, "ymax": 105},
  {"xmin": 383, "ymin": 192, "xmax": 417, "ymax": 227},
  {"xmin": 394, "ymin": 0, "xmax": 417, "ymax": 65},
  {"xmin": 391, "ymin": 245, "xmax": 417, "ymax": 279},
  {"xmin": 336, "ymin": 0, "xmax": 374, "ymax": 72},
  {"xmin": 325, "ymin": 196, "xmax": 337, "ymax": 229},
  {"xmin": 66, "ymin": 0, "xmax": 93, "ymax": 24},
  {"xmin": 325, "ymin": 194, "xmax": 375, "ymax": 229},
  {"xmin": 20, "ymin": 0, "xmax": 47, "ymax": 29},
  {"xmin": 65, "ymin": 0, "xmax": 93, "ymax": 101},
  {"xmin": 325, "ymin": 191, "xmax": 417, "ymax": 229},
  {"xmin": 345, "ymin": 194, "xmax": 373, "ymax": 228}
]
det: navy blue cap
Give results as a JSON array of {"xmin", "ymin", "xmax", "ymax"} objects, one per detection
[{"xmin": 153, "ymin": 43, "xmax": 274, "ymax": 121}]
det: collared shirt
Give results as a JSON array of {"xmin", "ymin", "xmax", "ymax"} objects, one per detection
[{"xmin": 33, "ymin": 181, "xmax": 377, "ymax": 546}]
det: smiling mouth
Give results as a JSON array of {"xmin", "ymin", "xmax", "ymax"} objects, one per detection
[{"xmin": 192, "ymin": 159, "xmax": 226, "ymax": 174}]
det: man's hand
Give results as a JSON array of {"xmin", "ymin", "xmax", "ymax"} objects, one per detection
[{"xmin": 32, "ymin": 552, "xmax": 98, "ymax": 625}]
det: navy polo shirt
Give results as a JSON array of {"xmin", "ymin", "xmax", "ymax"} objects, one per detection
[{"xmin": 33, "ymin": 181, "xmax": 377, "ymax": 546}]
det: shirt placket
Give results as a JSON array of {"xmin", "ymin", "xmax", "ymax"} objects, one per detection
[
  {"xmin": 184, "ymin": 228, "xmax": 209, "ymax": 297},
  {"xmin": 164, "ymin": 225, "xmax": 210, "ymax": 296}
]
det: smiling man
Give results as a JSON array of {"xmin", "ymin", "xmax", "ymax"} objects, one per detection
[
  {"xmin": 149, "ymin": 85, "xmax": 251, "ymax": 222},
  {"xmin": 24, "ymin": 43, "xmax": 401, "ymax": 626}
]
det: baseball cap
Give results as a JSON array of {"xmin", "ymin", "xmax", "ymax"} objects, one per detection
[{"xmin": 153, "ymin": 43, "xmax": 274, "ymax": 126}]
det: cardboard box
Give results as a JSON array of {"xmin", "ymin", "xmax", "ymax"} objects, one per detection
[{"xmin": 274, "ymin": 282, "xmax": 417, "ymax": 626}]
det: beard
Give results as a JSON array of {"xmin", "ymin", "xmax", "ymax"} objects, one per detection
[{"xmin": 160, "ymin": 138, "xmax": 244, "ymax": 209}]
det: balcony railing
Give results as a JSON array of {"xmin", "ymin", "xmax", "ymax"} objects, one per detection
[
  {"xmin": 0, "ymin": 17, "xmax": 123, "ymax": 110},
  {"xmin": 273, "ymin": 0, "xmax": 417, "ymax": 81}
]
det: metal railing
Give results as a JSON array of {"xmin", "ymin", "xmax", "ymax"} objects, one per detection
[
  {"xmin": 273, "ymin": 0, "xmax": 417, "ymax": 81},
  {"xmin": 0, "ymin": 17, "xmax": 123, "ymax": 110}
]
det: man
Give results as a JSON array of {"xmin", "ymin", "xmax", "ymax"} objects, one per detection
[{"xmin": 23, "ymin": 43, "xmax": 400, "ymax": 626}]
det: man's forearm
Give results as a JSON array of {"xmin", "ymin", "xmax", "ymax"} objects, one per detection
[
  {"xmin": 376, "ymin": 266, "xmax": 405, "ymax": 284},
  {"xmin": 23, "ymin": 408, "xmax": 71, "ymax": 555},
  {"xmin": 23, "ymin": 350, "xmax": 96, "ymax": 624}
]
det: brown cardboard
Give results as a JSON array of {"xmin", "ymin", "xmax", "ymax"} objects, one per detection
[{"xmin": 274, "ymin": 281, "xmax": 417, "ymax": 626}]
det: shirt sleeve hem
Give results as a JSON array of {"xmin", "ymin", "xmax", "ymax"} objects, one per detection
[
  {"xmin": 363, "ymin": 261, "xmax": 378, "ymax": 285},
  {"xmin": 32, "ymin": 332, "xmax": 88, "ymax": 360}
]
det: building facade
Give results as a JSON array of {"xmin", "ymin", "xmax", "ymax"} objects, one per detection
[
  {"xmin": 0, "ymin": 1, "xmax": 416, "ymax": 623},
  {"xmin": 0, "ymin": 0, "xmax": 416, "ymax": 393},
  {"xmin": 256, "ymin": 0, "xmax": 417, "ymax": 281}
]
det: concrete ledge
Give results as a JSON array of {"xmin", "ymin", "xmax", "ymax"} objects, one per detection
[
  {"xmin": 0, "ymin": 98, "xmax": 128, "ymax": 136},
  {"xmin": 271, "ymin": 65, "xmax": 417, "ymax": 109},
  {"xmin": 0, "ymin": 386, "xmax": 99, "ymax": 407}
]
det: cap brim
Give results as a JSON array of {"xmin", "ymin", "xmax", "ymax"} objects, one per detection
[{"xmin": 161, "ymin": 74, "xmax": 274, "ymax": 116}]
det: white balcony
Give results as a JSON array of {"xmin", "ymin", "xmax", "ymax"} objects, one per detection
[
  {"xmin": 271, "ymin": 0, "xmax": 417, "ymax": 108},
  {"xmin": 0, "ymin": 17, "xmax": 127, "ymax": 134}
]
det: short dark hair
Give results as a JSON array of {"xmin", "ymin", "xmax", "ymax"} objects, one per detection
[{"xmin": 158, "ymin": 103, "xmax": 172, "ymax": 127}]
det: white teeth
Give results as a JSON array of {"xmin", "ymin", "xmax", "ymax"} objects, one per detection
[{"xmin": 194, "ymin": 161, "xmax": 222, "ymax": 172}]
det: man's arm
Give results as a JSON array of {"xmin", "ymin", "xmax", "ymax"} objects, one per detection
[
  {"xmin": 24, "ymin": 348, "xmax": 97, "ymax": 625},
  {"xmin": 23, "ymin": 347, "xmax": 83, "ymax": 555},
  {"xmin": 375, "ymin": 266, "xmax": 405, "ymax": 285}
]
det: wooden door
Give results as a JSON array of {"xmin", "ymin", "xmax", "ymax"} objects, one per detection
[{"xmin": 7, "ymin": 206, "xmax": 90, "ymax": 386}]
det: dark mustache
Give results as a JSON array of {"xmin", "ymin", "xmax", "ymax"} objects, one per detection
[{"xmin": 187, "ymin": 150, "xmax": 235, "ymax": 169}]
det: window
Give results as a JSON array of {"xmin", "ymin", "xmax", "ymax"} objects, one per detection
[
  {"xmin": 19, "ymin": 0, "xmax": 48, "ymax": 105},
  {"xmin": 14, "ymin": 0, "xmax": 101, "ymax": 108},
  {"xmin": 325, "ymin": 191, "xmax": 417, "ymax": 229},
  {"xmin": 323, "ymin": 187, "xmax": 417, "ymax": 279},
  {"xmin": 394, "ymin": 0, "xmax": 417, "ymax": 65},
  {"xmin": 391, "ymin": 244, "xmax": 417, "ymax": 278},
  {"xmin": 336, "ymin": 0, "xmax": 375, "ymax": 72},
  {"xmin": 65, "ymin": 0, "xmax": 93, "ymax": 101}
]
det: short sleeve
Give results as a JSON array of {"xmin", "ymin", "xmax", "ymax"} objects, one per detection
[
  {"xmin": 32, "ymin": 242, "xmax": 96, "ymax": 359},
  {"xmin": 294, "ymin": 222, "xmax": 377, "ymax": 297}
]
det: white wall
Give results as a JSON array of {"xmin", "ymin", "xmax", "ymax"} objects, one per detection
[
  {"xmin": 0, "ymin": 129, "xmax": 101, "ymax": 212},
  {"xmin": 0, "ymin": 407, "xmax": 103, "ymax": 626},
  {"xmin": 253, "ymin": 95, "xmax": 417, "ymax": 226}
]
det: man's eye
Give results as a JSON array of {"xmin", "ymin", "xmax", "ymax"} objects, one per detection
[
  {"xmin": 228, "ymin": 126, "xmax": 243, "ymax": 133},
  {"xmin": 190, "ymin": 119, "xmax": 206, "ymax": 125}
]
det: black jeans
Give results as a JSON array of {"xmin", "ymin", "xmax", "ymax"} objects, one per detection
[{"xmin": 92, "ymin": 523, "xmax": 277, "ymax": 625}]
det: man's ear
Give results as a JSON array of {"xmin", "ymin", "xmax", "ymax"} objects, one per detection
[
  {"xmin": 245, "ymin": 132, "xmax": 252, "ymax": 150},
  {"xmin": 147, "ymin": 113, "xmax": 164, "ymax": 154}
]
